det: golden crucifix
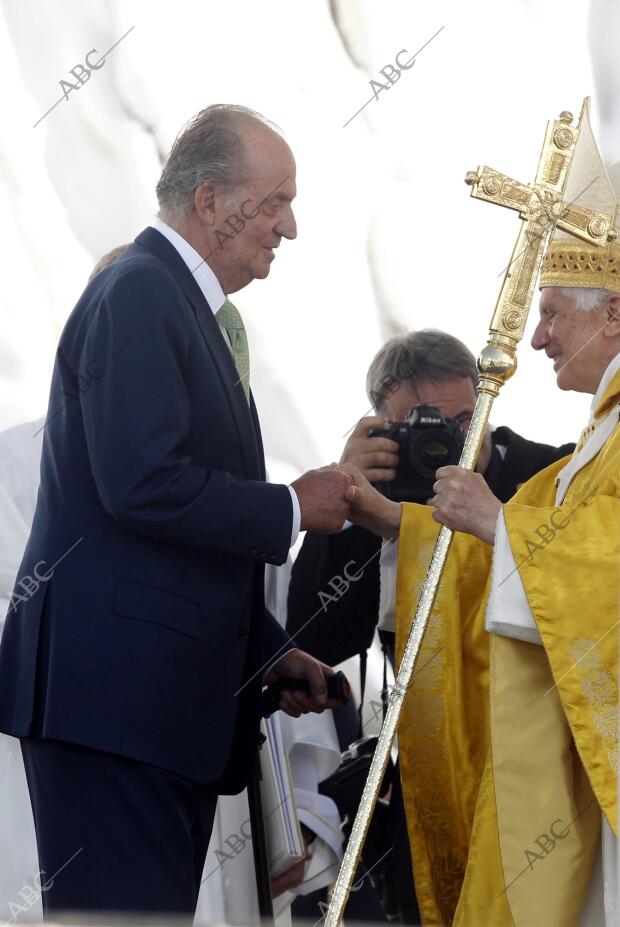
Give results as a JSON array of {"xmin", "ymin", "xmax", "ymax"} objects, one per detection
[{"xmin": 324, "ymin": 99, "xmax": 617, "ymax": 927}]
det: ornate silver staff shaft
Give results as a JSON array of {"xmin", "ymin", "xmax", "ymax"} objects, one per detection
[
  {"xmin": 324, "ymin": 101, "xmax": 613, "ymax": 927},
  {"xmin": 324, "ymin": 374, "xmax": 500, "ymax": 927}
]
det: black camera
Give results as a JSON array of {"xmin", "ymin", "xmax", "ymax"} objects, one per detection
[{"xmin": 369, "ymin": 404, "xmax": 464, "ymax": 503}]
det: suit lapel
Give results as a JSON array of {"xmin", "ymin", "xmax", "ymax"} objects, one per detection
[{"xmin": 134, "ymin": 228, "xmax": 263, "ymax": 479}]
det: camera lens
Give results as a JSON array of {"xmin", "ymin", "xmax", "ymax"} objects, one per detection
[{"xmin": 413, "ymin": 434, "xmax": 454, "ymax": 477}]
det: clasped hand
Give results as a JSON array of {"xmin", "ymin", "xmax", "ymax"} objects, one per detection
[
  {"xmin": 290, "ymin": 427, "xmax": 502, "ymax": 544},
  {"xmin": 340, "ymin": 463, "xmax": 501, "ymax": 544}
]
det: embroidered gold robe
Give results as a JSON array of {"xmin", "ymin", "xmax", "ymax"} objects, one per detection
[{"xmin": 396, "ymin": 364, "xmax": 620, "ymax": 926}]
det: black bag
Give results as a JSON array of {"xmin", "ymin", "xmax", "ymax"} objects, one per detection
[
  {"xmin": 319, "ymin": 734, "xmax": 393, "ymax": 815},
  {"xmin": 319, "ymin": 649, "xmax": 397, "ymax": 913}
]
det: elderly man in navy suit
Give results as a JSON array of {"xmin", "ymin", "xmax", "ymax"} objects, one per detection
[{"xmin": 0, "ymin": 104, "xmax": 351, "ymax": 918}]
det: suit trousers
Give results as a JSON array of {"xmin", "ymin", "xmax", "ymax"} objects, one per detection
[{"xmin": 20, "ymin": 736, "xmax": 218, "ymax": 918}]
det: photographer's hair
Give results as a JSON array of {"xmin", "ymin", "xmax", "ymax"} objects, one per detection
[
  {"xmin": 156, "ymin": 104, "xmax": 282, "ymax": 223},
  {"xmin": 557, "ymin": 286, "xmax": 615, "ymax": 311},
  {"xmin": 366, "ymin": 329, "xmax": 479, "ymax": 414}
]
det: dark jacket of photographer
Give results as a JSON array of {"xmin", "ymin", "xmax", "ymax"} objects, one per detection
[{"xmin": 286, "ymin": 426, "xmax": 575, "ymax": 665}]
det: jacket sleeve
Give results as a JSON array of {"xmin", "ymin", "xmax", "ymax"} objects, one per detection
[
  {"xmin": 263, "ymin": 606, "xmax": 296, "ymax": 672},
  {"xmin": 77, "ymin": 266, "xmax": 292, "ymax": 564}
]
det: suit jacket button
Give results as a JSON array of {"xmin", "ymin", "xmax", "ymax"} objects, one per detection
[
  {"xmin": 238, "ymin": 628, "xmax": 249, "ymax": 641},
  {"xmin": 250, "ymin": 547, "xmax": 258, "ymax": 555}
]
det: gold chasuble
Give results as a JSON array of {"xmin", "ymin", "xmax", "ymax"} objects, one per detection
[
  {"xmin": 396, "ymin": 366, "xmax": 620, "ymax": 926},
  {"xmin": 395, "ymin": 504, "xmax": 493, "ymax": 924}
]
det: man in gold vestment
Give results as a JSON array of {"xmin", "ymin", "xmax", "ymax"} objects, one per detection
[{"xmin": 342, "ymin": 107, "xmax": 618, "ymax": 926}]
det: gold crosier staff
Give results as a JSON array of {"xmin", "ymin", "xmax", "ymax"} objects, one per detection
[{"xmin": 324, "ymin": 98, "xmax": 617, "ymax": 927}]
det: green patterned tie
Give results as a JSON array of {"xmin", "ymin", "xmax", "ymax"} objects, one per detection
[{"xmin": 217, "ymin": 298, "xmax": 250, "ymax": 402}]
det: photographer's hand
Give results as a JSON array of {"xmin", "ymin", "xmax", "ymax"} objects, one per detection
[
  {"xmin": 340, "ymin": 417, "xmax": 400, "ymax": 483},
  {"xmin": 340, "ymin": 463, "xmax": 402, "ymax": 539}
]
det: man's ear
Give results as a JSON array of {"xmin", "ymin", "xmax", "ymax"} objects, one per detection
[
  {"xmin": 194, "ymin": 182, "xmax": 217, "ymax": 224},
  {"xmin": 605, "ymin": 295, "xmax": 620, "ymax": 333}
]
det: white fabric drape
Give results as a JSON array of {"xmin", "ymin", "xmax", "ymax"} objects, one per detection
[{"xmin": 0, "ymin": 419, "xmax": 44, "ymax": 922}]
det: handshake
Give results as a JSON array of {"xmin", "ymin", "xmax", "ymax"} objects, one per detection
[
  {"xmin": 291, "ymin": 415, "xmax": 404, "ymax": 540},
  {"xmin": 291, "ymin": 461, "xmax": 402, "ymax": 540},
  {"xmin": 290, "ymin": 413, "xmax": 501, "ymax": 545}
]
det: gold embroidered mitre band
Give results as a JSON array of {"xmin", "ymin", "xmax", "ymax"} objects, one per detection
[
  {"xmin": 541, "ymin": 239, "xmax": 620, "ymax": 292},
  {"xmin": 540, "ymin": 99, "xmax": 620, "ymax": 295}
]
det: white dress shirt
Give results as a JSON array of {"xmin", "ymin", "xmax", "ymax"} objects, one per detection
[{"xmin": 152, "ymin": 220, "xmax": 300, "ymax": 547}]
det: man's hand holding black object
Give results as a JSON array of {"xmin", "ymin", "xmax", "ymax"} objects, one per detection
[
  {"xmin": 264, "ymin": 649, "xmax": 344, "ymax": 719},
  {"xmin": 339, "ymin": 416, "xmax": 400, "ymax": 483},
  {"xmin": 291, "ymin": 464, "xmax": 355, "ymax": 533}
]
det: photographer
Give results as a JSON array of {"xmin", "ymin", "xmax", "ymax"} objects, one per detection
[{"xmin": 286, "ymin": 329, "xmax": 575, "ymax": 923}]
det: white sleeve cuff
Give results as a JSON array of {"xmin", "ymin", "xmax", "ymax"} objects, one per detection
[
  {"xmin": 485, "ymin": 509, "xmax": 542, "ymax": 645},
  {"xmin": 287, "ymin": 485, "xmax": 301, "ymax": 547},
  {"xmin": 378, "ymin": 538, "xmax": 398, "ymax": 632}
]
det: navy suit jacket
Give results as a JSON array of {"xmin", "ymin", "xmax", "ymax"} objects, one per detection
[{"xmin": 0, "ymin": 227, "xmax": 294, "ymax": 790}]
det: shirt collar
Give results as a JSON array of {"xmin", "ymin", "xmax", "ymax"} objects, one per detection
[{"xmin": 152, "ymin": 218, "xmax": 226, "ymax": 315}]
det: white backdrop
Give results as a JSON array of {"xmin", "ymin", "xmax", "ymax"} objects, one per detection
[{"xmin": 1, "ymin": 0, "xmax": 619, "ymax": 483}]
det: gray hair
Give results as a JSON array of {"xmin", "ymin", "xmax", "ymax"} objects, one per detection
[
  {"xmin": 557, "ymin": 286, "xmax": 616, "ymax": 311},
  {"xmin": 156, "ymin": 104, "xmax": 281, "ymax": 222},
  {"xmin": 88, "ymin": 244, "xmax": 130, "ymax": 282},
  {"xmin": 366, "ymin": 329, "xmax": 479, "ymax": 413}
]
